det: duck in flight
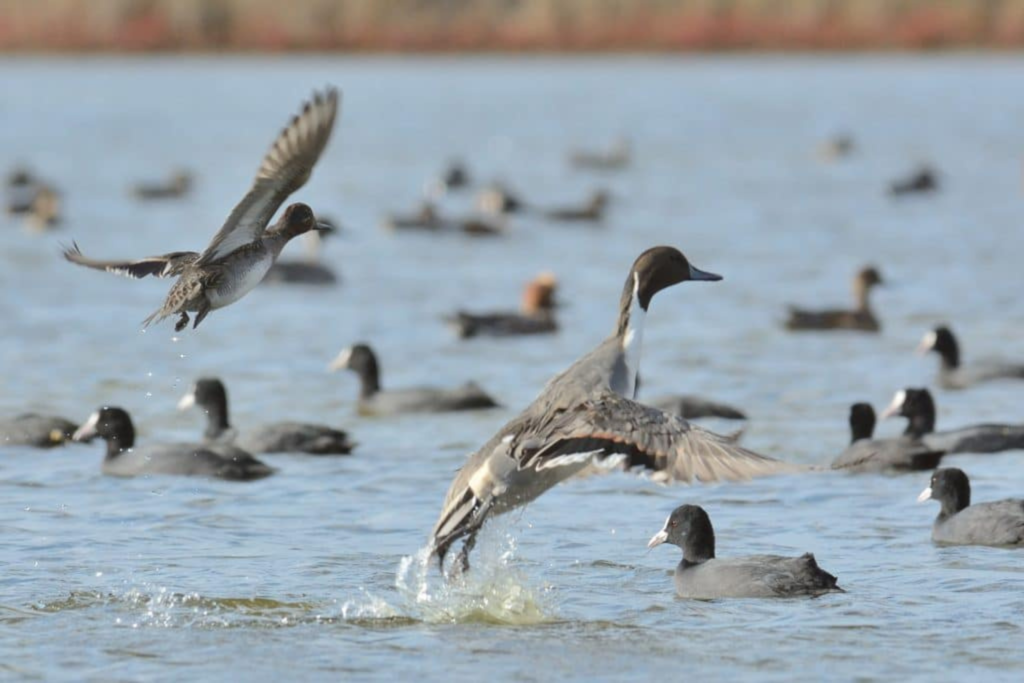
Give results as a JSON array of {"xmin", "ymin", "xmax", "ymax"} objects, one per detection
[
  {"xmin": 63, "ymin": 88, "xmax": 340, "ymax": 331},
  {"xmin": 429, "ymin": 247, "xmax": 799, "ymax": 574}
]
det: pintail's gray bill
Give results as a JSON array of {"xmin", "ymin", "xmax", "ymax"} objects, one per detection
[{"xmin": 689, "ymin": 264, "xmax": 723, "ymax": 282}]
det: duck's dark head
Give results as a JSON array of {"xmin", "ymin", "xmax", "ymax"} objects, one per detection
[
  {"xmin": 177, "ymin": 377, "xmax": 227, "ymax": 413},
  {"xmin": 918, "ymin": 467, "xmax": 971, "ymax": 516},
  {"xmin": 178, "ymin": 377, "xmax": 231, "ymax": 438},
  {"xmin": 627, "ymin": 246, "xmax": 721, "ymax": 312},
  {"xmin": 329, "ymin": 343, "xmax": 381, "ymax": 398},
  {"xmin": 857, "ymin": 265, "xmax": 883, "ymax": 289},
  {"xmin": 880, "ymin": 388, "xmax": 936, "ymax": 437},
  {"xmin": 849, "ymin": 402, "xmax": 876, "ymax": 443},
  {"xmin": 73, "ymin": 406, "xmax": 135, "ymax": 453},
  {"xmin": 647, "ymin": 504, "xmax": 716, "ymax": 563},
  {"xmin": 277, "ymin": 203, "xmax": 328, "ymax": 238},
  {"xmin": 916, "ymin": 325, "xmax": 959, "ymax": 369}
]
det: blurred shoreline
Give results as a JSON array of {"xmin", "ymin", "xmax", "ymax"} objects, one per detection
[{"xmin": 2, "ymin": 0, "xmax": 1024, "ymax": 53}]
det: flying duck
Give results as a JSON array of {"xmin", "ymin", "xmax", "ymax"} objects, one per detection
[
  {"xmin": 178, "ymin": 377, "xmax": 354, "ymax": 455},
  {"xmin": 881, "ymin": 388, "xmax": 1024, "ymax": 455},
  {"xmin": 445, "ymin": 272, "xmax": 558, "ymax": 339},
  {"xmin": 72, "ymin": 406, "xmax": 274, "ymax": 480},
  {"xmin": 916, "ymin": 325, "xmax": 1024, "ymax": 390},
  {"xmin": 428, "ymin": 247, "xmax": 799, "ymax": 573},
  {"xmin": 329, "ymin": 343, "xmax": 500, "ymax": 416},
  {"xmin": 917, "ymin": 468, "xmax": 1024, "ymax": 547},
  {"xmin": 831, "ymin": 402, "xmax": 944, "ymax": 473},
  {"xmin": 647, "ymin": 504, "xmax": 842, "ymax": 598},
  {"xmin": 1, "ymin": 413, "xmax": 78, "ymax": 448},
  {"xmin": 63, "ymin": 88, "xmax": 339, "ymax": 331},
  {"xmin": 785, "ymin": 266, "xmax": 883, "ymax": 332}
]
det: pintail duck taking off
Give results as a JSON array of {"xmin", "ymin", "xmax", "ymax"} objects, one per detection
[
  {"xmin": 429, "ymin": 247, "xmax": 799, "ymax": 574},
  {"xmin": 63, "ymin": 88, "xmax": 340, "ymax": 331},
  {"xmin": 916, "ymin": 325, "xmax": 1024, "ymax": 390},
  {"xmin": 785, "ymin": 265, "xmax": 883, "ymax": 332}
]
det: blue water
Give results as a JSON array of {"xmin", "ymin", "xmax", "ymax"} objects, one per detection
[{"xmin": 2, "ymin": 55, "xmax": 1024, "ymax": 681}]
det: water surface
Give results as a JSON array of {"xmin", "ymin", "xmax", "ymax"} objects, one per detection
[{"xmin": 2, "ymin": 55, "xmax": 1024, "ymax": 681}]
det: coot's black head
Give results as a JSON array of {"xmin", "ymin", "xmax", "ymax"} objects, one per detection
[
  {"xmin": 328, "ymin": 343, "xmax": 377, "ymax": 374},
  {"xmin": 72, "ymin": 406, "xmax": 135, "ymax": 446},
  {"xmin": 880, "ymin": 388, "xmax": 936, "ymax": 426},
  {"xmin": 178, "ymin": 377, "xmax": 228, "ymax": 413},
  {"xmin": 627, "ymin": 246, "xmax": 722, "ymax": 312},
  {"xmin": 916, "ymin": 326, "xmax": 959, "ymax": 367},
  {"xmin": 918, "ymin": 467, "xmax": 971, "ymax": 515},
  {"xmin": 647, "ymin": 504, "xmax": 716, "ymax": 561},
  {"xmin": 849, "ymin": 403, "xmax": 876, "ymax": 443}
]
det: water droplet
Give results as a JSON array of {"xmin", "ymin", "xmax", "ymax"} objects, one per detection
[
  {"xmin": 145, "ymin": 392, "xmax": 152, "ymax": 398},
  {"xmin": 179, "ymin": 354, "xmax": 186, "ymax": 360},
  {"xmin": 95, "ymin": 571, "xmax": 103, "ymax": 577}
]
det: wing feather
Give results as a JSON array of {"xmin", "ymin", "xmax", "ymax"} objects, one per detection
[
  {"xmin": 526, "ymin": 392, "xmax": 801, "ymax": 483},
  {"xmin": 196, "ymin": 87, "xmax": 340, "ymax": 265},
  {"xmin": 62, "ymin": 242, "xmax": 198, "ymax": 279}
]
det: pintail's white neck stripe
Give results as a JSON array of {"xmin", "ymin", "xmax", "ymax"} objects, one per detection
[{"xmin": 621, "ymin": 271, "xmax": 645, "ymax": 398}]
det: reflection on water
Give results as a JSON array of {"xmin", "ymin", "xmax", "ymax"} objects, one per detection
[{"xmin": 3, "ymin": 54, "xmax": 1024, "ymax": 680}]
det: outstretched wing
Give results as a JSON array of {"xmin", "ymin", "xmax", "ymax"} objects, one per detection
[
  {"xmin": 196, "ymin": 87, "xmax": 340, "ymax": 265},
  {"xmin": 523, "ymin": 392, "xmax": 801, "ymax": 483},
  {"xmin": 63, "ymin": 242, "xmax": 198, "ymax": 279}
]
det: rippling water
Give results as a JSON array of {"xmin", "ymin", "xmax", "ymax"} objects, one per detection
[{"xmin": 2, "ymin": 55, "xmax": 1024, "ymax": 681}]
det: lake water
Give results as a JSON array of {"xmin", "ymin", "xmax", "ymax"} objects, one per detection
[{"xmin": 2, "ymin": 55, "xmax": 1024, "ymax": 681}]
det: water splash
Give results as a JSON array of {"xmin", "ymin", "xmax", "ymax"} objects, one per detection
[{"xmin": 394, "ymin": 527, "xmax": 555, "ymax": 626}]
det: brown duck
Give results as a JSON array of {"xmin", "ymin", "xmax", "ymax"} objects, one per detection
[{"xmin": 63, "ymin": 88, "xmax": 339, "ymax": 331}]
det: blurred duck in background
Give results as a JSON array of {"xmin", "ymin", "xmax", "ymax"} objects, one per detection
[
  {"xmin": 889, "ymin": 165, "xmax": 938, "ymax": 196},
  {"xmin": 785, "ymin": 265, "xmax": 883, "ymax": 332},
  {"xmin": 476, "ymin": 182, "xmax": 527, "ymax": 215},
  {"xmin": 428, "ymin": 159, "xmax": 472, "ymax": 196},
  {"xmin": 446, "ymin": 272, "xmax": 558, "ymax": 339},
  {"xmin": 817, "ymin": 133, "xmax": 855, "ymax": 161},
  {"xmin": 329, "ymin": 343, "xmax": 500, "ymax": 416},
  {"xmin": 26, "ymin": 184, "xmax": 62, "ymax": 231},
  {"xmin": 544, "ymin": 189, "xmax": 609, "ymax": 223},
  {"xmin": 569, "ymin": 137, "xmax": 631, "ymax": 171},
  {"xmin": 132, "ymin": 169, "xmax": 193, "ymax": 200},
  {"xmin": 178, "ymin": 377, "xmax": 354, "ymax": 455},
  {"xmin": 72, "ymin": 406, "xmax": 274, "ymax": 480},
  {"xmin": 6, "ymin": 166, "xmax": 40, "ymax": 214},
  {"xmin": 1, "ymin": 412, "xmax": 78, "ymax": 448},
  {"xmin": 916, "ymin": 325, "xmax": 1024, "ymax": 390},
  {"xmin": 882, "ymin": 388, "xmax": 1024, "ymax": 455},
  {"xmin": 831, "ymin": 402, "xmax": 945, "ymax": 473},
  {"xmin": 382, "ymin": 201, "xmax": 503, "ymax": 236}
]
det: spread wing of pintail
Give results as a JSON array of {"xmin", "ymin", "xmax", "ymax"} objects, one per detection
[{"xmin": 196, "ymin": 87, "xmax": 340, "ymax": 265}]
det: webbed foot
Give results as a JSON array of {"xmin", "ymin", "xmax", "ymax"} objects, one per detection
[{"xmin": 174, "ymin": 312, "xmax": 190, "ymax": 332}]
